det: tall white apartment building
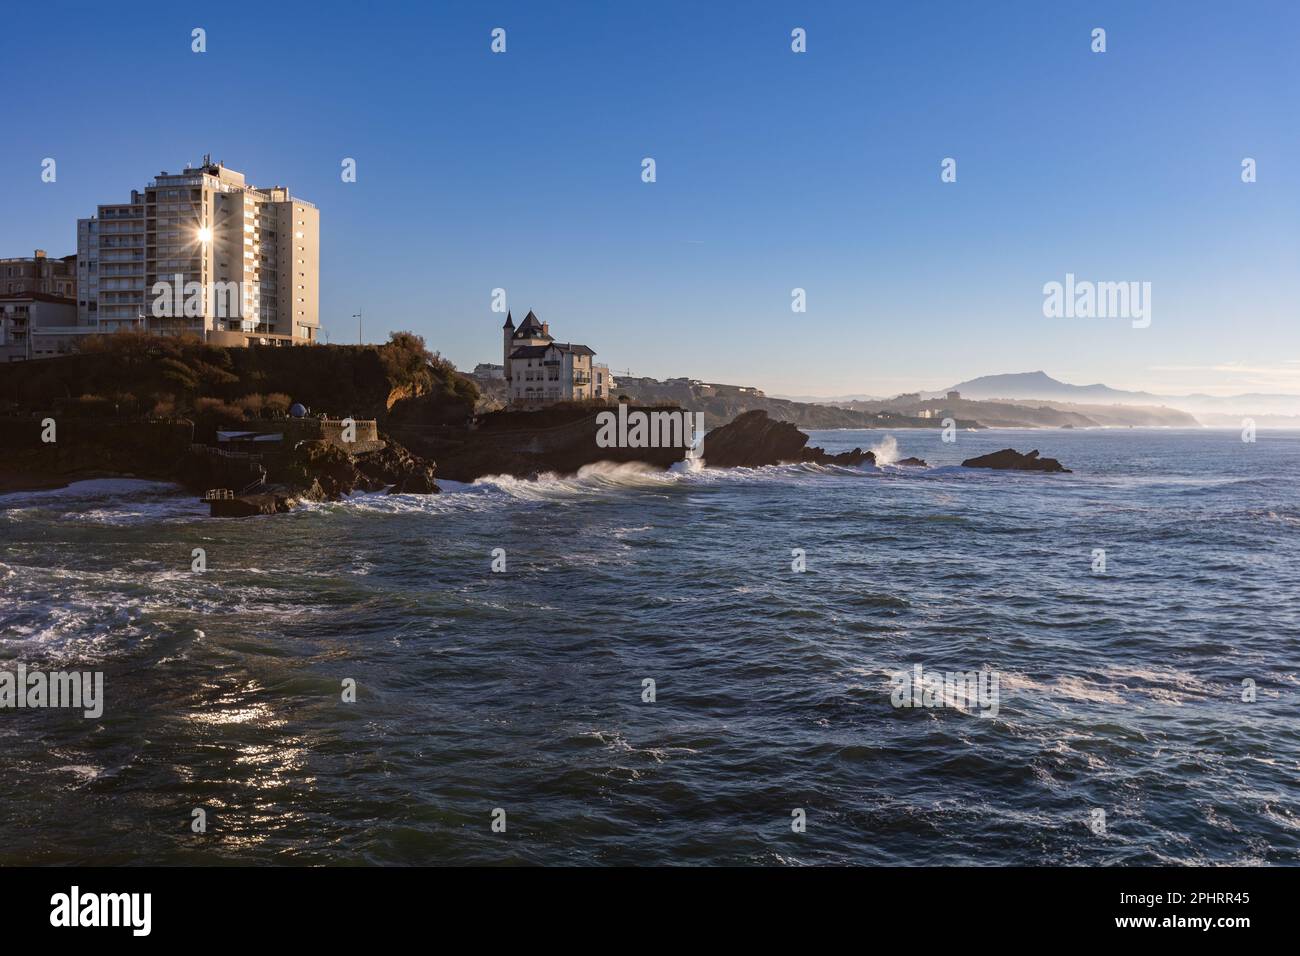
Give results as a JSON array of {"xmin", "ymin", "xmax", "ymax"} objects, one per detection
[{"xmin": 77, "ymin": 156, "xmax": 319, "ymax": 346}]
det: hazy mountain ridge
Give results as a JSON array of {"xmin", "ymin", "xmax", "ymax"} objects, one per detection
[
  {"xmin": 780, "ymin": 371, "xmax": 1300, "ymax": 426},
  {"xmin": 942, "ymin": 371, "xmax": 1300, "ymax": 420},
  {"xmin": 473, "ymin": 369, "xmax": 1296, "ymax": 429}
]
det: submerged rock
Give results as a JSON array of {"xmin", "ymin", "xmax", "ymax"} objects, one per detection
[
  {"xmin": 387, "ymin": 471, "xmax": 439, "ymax": 494},
  {"xmin": 961, "ymin": 448, "xmax": 1071, "ymax": 473},
  {"xmin": 896, "ymin": 456, "xmax": 929, "ymax": 467}
]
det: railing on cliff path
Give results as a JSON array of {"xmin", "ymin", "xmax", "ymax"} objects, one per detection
[{"xmin": 190, "ymin": 443, "xmax": 264, "ymax": 463}]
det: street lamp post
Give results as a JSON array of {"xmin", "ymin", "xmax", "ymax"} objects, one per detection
[{"xmin": 353, "ymin": 311, "xmax": 362, "ymax": 345}]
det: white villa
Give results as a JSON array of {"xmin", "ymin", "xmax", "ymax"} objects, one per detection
[{"xmin": 502, "ymin": 310, "xmax": 614, "ymax": 406}]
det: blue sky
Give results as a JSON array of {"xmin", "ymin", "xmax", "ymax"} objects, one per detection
[{"xmin": 2, "ymin": 1, "xmax": 1297, "ymax": 396}]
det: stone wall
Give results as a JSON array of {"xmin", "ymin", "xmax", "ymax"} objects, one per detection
[{"xmin": 223, "ymin": 416, "xmax": 383, "ymax": 453}]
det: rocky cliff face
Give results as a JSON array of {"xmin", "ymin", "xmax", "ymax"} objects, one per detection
[
  {"xmin": 0, "ymin": 417, "xmax": 195, "ymax": 492},
  {"xmin": 277, "ymin": 437, "xmax": 440, "ymax": 500},
  {"xmin": 414, "ymin": 406, "xmax": 688, "ymax": 483},
  {"xmin": 701, "ymin": 410, "xmax": 874, "ymax": 468}
]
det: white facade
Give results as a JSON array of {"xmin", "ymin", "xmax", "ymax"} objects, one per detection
[
  {"xmin": 501, "ymin": 310, "xmax": 613, "ymax": 406},
  {"xmin": 76, "ymin": 157, "xmax": 319, "ymax": 345}
]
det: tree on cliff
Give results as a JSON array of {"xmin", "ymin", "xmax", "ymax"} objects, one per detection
[{"xmin": 380, "ymin": 331, "xmax": 478, "ymax": 409}]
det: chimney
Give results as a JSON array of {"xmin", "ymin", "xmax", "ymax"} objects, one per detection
[{"xmin": 542, "ymin": 323, "xmax": 549, "ymax": 335}]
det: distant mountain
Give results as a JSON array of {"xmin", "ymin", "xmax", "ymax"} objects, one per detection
[
  {"xmin": 941, "ymin": 371, "xmax": 1300, "ymax": 416},
  {"xmin": 942, "ymin": 371, "xmax": 1154, "ymax": 403},
  {"xmin": 771, "ymin": 392, "xmax": 890, "ymax": 404}
]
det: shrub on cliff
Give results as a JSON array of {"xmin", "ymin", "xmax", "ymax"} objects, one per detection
[
  {"xmin": 235, "ymin": 393, "xmax": 264, "ymax": 417},
  {"xmin": 380, "ymin": 332, "xmax": 432, "ymax": 393},
  {"xmin": 264, "ymin": 393, "xmax": 292, "ymax": 417},
  {"xmin": 59, "ymin": 394, "xmax": 112, "ymax": 417},
  {"xmin": 194, "ymin": 396, "xmax": 245, "ymax": 428},
  {"xmin": 379, "ymin": 332, "xmax": 479, "ymax": 407},
  {"xmin": 159, "ymin": 358, "xmax": 199, "ymax": 393}
]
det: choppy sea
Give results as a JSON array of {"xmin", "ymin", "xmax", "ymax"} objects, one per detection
[{"xmin": 1, "ymin": 428, "xmax": 1297, "ymax": 864}]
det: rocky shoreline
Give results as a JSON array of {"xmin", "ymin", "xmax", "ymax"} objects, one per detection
[{"xmin": 0, "ymin": 408, "xmax": 1072, "ymax": 515}]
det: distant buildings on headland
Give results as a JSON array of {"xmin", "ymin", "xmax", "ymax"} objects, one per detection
[
  {"xmin": 0, "ymin": 250, "xmax": 79, "ymax": 361},
  {"xmin": 2, "ymin": 156, "xmax": 318, "ymax": 362}
]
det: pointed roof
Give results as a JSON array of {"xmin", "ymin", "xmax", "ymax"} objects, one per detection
[
  {"xmin": 502, "ymin": 310, "xmax": 514, "ymax": 329},
  {"xmin": 512, "ymin": 309, "xmax": 552, "ymax": 341},
  {"xmin": 516, "ymin": 310, "xmax": 544, "ymax": 334}
]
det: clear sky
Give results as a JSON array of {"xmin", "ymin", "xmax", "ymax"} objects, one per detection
[{"xmin": 2, "ymin": 1, "xmax": 1296, "ymax": 397}]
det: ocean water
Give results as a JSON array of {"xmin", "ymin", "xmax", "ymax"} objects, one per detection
[{"xmin": 1, "ymin": 428, "xmax": 1297, "ymax": 866}]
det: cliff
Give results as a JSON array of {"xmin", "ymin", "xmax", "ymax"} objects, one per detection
[
  {"xmin": 0, "ymin": 412, "xmax": 441, "ymax": 505},
  {"xmin": 0, "ymin": 332, "xmax": 470, "ymax": 503},
  {"xmin": 0, "ymin": 331, "xmax": 478, "ymax": 428},
  {"xmin": 408, "ymin": 404, "xmax": 687, "ymax": 482}
]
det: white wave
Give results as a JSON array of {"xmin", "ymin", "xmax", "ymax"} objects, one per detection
[
  {"xmin": 0, "ymin": 478, "xmax": 181, "ymax": 502},
  {"xmin": 998, "ymin": 665, "xmax": 1219, "ymax": 708},
  {"xmin": 869, "ymin": 434, "xmax": 900, "ymax": 465}
]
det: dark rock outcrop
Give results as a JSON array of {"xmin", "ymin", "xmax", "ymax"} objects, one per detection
[
  {"xmin": 284, "ymin": 441, "xmax": 361, "ymax": 500},
  {"xmin": 897, "ymin": 456, "xmax": 929, "ymax": 467},
  {"xmin": 429, "ymin": 406, "xmax": 687, "ymax": 483},
  {"xmin": 961, "ymin": 448, "xmax": 1071, "ymax": 473},
  {"xmin": 702, "ymin": 410, "xmax": 876, "ymax": 468},
  {"xmin": 355, "ymin": 441, "xmax": 439, "ymax": 496},
  {"xmin": 805, "ymin": 446, "xmax": 874, "ymax": 467},
  {"xmin": 278, "ymin": 435, "xmax": 440, "ymax": 501},
  {"xmin": 703, "ymin": 410, "xmax": 807, "ymax": 467}
]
